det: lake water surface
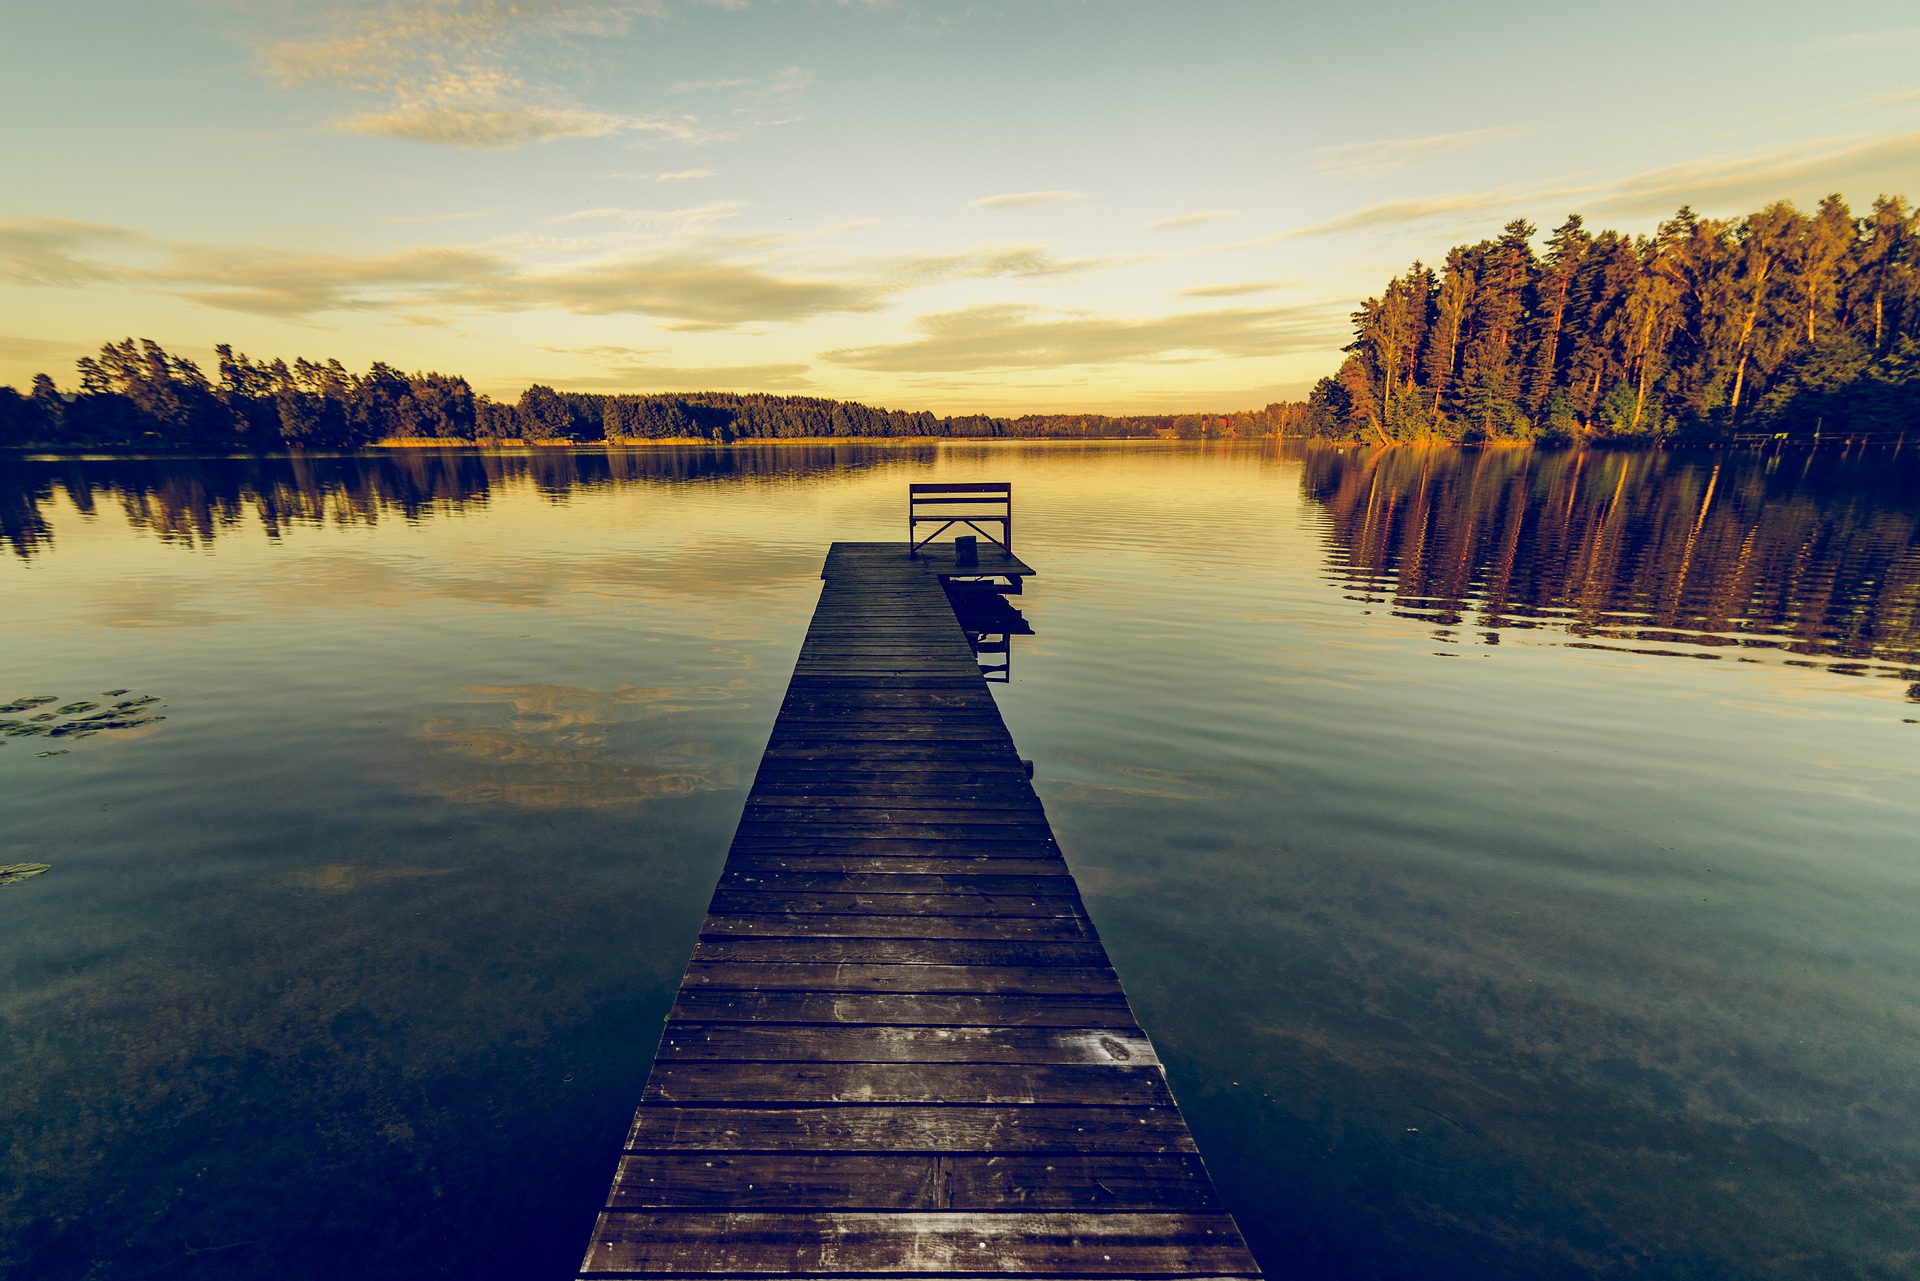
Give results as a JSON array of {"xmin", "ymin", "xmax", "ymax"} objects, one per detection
[{"xmin": 3, "ymin": 442, "xmax": 1917, "ymax": 1281}]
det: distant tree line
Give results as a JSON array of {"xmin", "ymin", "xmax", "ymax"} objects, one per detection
[
  {"xmin": 1298, "ymin": 195, "xmax": 1919, "ymax": 443},
  {"xmin": 0, "ymin": 339, "xmax": 1291, "ymax": 449}
]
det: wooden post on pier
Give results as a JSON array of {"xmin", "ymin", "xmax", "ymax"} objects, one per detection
[{"xmin": 577, "ymin": 528, "xmax": 1260, "ymax": 1279}]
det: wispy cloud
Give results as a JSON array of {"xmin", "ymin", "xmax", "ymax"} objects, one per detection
[
  {"xmin": 257, "ymin": 1, "xmax": 661, "ymax": 147},
  {"xmin": 821, "ymin": 301, "xmax": 1341, "ymax": 374},
  {"xmin": 0, "ymin": 216, "xmax": 1122, "ymax": 329},
  {"xmin": 250, "ymin": 1, "xmax": 802, "ymax": 148},
  {"xmin": 0, "ymin": 216, "xmax": 858, "ymax": 324},
  {"xmin": 380, "ymin": 209, "xmax": 494, "ymax": 223},
  {"xmin": 601, "ymin": 167, "xmax": 719, "ymax": 182},
  {"xmin": 1271, "ymin": 189, "xmax": 1541, "ymax": 241},
  {"xmin": 540, "ymin": 345, "xmax": 816, "ymax": 391},
  {"xmin": 670, "ymin": 67, "xmax": 813, "ymax": 96},
  {"xmin": 0, "ymin": 218, "xmax": 142, "ymax": 287},
  {"xmin": 341, "ymin": 99, "xmax": 649, "ymax": 148},
  {"xmin": 0, "ymin": 333, "xmax": 90, "ymax": 365},
  {"xmin": 507, "ymin": 252, "xmax": 875, "ymax": 326},
  {"xmin": 885, "ymin": 242, "xmax": 1116, "ymax": 285},
  {"xmin": 1580, "ymin": 131, "xmax": 1920, "ymax": 215},
  {"xmin": 1147, "ymin": 211, "xmax": 1237, "ymax": 232},
  {"xmin": 1176, "ymin": 280, "xmax": 1287, "ymax": 298},
  {"xmin": 1265, "ymin": 129, "xmax": 1920, "ymax": 241},
  {"xmin": 547, "ymin": 201, "xmax": 750, "ymax": 230},
  {"xmin": 969, "ymin": 191, "xmax": 1085, "ymax": 210},
  {"xmin": 156, "ymin": 241, "xmax": 515, "ymax": 317},
  {"xmin": 1312, "ymin": 125, "xmax": 1527, "ymax": 179}
]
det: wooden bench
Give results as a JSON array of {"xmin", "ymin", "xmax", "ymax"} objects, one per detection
[{"xmin": 909, "ymin": 482, "xmax": 1012, "ymax": 554}]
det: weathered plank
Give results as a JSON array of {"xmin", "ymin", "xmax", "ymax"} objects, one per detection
[
  {"xmin": 605, "ymin": 1153, "xmax": 1221, "ymax": 1211},
  {"xmin": 698, "ymin": 913, "xmax": 1094, "ymax": 941},
  {"xmin": 654, "ymin": 1025, "xmax": 1160, "ymax": 1066},
  {"xmin": 680, "ymin": 962, "xmax": 1125, "ymax": 996},
  {"xmin": 744, "ymin": 800, "xmax": 1049, "ymax": 817},
  {"xmin": 721, "ymin": 856, "xmax": 1070, "ymax": 876},
  {"xmin": 723, "ymin": 845, "xmax": 1070, "ymax": 863},
  {"xmin": 668, "ymin": 990, "xmax": 1141, "ymax": 1028},
  {"xmin": 706, "ymin": 890, "xmax": 1087, "ymax": 917},
  {"xmin": 689, "ymin": 937, "xmax": 1112, "ymax": 967},
  {"xmin": 624, "ymin": 1104, "xmax": 1200, "ymax": 1153},
  {"xmin": 717, "ymin": 872, "xmax": 1077, "ymax": 895},
  {"xmin": 582, "ymin": 1211, "xmax": 1257, "ymax": 1276},
  {"xmin": 642, "ymin": 1061, "xmax": 1176, "ymax": 1106}
]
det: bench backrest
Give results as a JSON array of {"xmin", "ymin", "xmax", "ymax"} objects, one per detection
[{"xmin": 908, "ymin": 482, "xmax": 1012, "ymax": 553}]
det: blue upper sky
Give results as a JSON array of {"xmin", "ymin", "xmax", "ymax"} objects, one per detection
[{"xmin": 3, "ymin": 0, "xmax": 1917, "ymax": 411}]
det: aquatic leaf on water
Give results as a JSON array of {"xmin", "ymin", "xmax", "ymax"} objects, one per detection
[
  {"xmin": 0, "ymin": 693, "xmax": 165, "ymax": 744},
  {"xmin": 33, "ymin": 750, "xmax": 69, "ymax": 758},
  {"xmin": 0, "ymin": 696, "xmax": 57, "ymax": 713},
  {"xmin": 0, "ymin": 863, "xmax": 53, "ymax": 885},
  {"xmin": 51, "ymin": 715, "xmax": 164, "ymax": 735},
  {"xmin": 102, "ymin": 688, "xmax": 129, "ymax": 696}
]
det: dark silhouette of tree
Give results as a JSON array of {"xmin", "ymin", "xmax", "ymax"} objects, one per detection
[
  {"xmin": 1297, "ymin": 194, "xmax": 1920, "ymax": 441},
  {"xmin": 1, "ymin": 339, "xmax": 1314, "ymax": 450}
]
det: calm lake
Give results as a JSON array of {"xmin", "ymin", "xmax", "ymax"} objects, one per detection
[{"xmin": 3, "ymin": 442, "xmax": 1917, "ymax": 1281}]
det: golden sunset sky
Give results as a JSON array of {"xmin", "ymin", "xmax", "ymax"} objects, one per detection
[{"xmin": 3, "ymin": 1, "xmax": 1917, "ymax": 412}]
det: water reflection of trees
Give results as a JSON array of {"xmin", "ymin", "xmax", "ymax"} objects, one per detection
[
  {"xmin": 0, "ymin": 444, "xmax": 926, "ymax": 558},
  {"xmin": 1301, "ymin": 444, "xmax": 1920, "ymax": 688}
]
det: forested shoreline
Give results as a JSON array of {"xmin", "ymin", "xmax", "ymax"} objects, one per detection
[
  {"xmin": 0, "ymin": 340, "xmax": 1301, "ymax": 450},
  {"xmin": 3, "ymin": 194, "xmax": 1913, "ymax": 452},
  {"xmin": 1300, "ymin": 194, "xmax": 1918, "ymax": 443}
]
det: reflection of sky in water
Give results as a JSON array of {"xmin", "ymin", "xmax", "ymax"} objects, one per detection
[
  {"xmin": 417, "ymin": 683, "xmax": 746, "ymax": 808},
  {"xmin": 2, "ymin": 444, "xmax": 1917, "ymax": 1281}
]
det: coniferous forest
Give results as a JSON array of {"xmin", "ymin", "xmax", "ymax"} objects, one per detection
[
  {"xmin": 1, "ymin": 195, "xmax": 1913, "ymax": 451},
  {"xmin": 0, "ymin": 341, "xmax": 1299, "ymax": 449},
  {"xmin": 1302, "ymin": 194, "xmax": 1919, "ymax": 443}
]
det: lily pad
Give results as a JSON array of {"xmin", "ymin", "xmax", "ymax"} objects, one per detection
[
  {"xmin": 0, "ymin": 693, "xmax": 165, "ymax": 745},
  {"xmin": 53, "ymin": 715, "xmax": 163, "ymax": 736},
  {"xmin": 0, "ymin": 863, "xmax": 52, "ymax": 885},
  {"xmin": 0, "ymin": 696, "xmax": 56, "ymax": 714}
]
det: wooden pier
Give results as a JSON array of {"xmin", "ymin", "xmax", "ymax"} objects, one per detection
[{"xmin": 579, "ymin": 536, "xmax": 1260, "ymax": 1279}]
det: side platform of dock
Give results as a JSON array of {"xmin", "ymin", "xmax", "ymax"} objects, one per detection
[{"xmin": 579, "ymin": 541, "xmax": 1260, "ymax": 1279}]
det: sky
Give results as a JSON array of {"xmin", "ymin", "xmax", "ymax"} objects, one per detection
[{"xmin": 2, "ymin": 0, "xmax": 1918, "ymax": 414}]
